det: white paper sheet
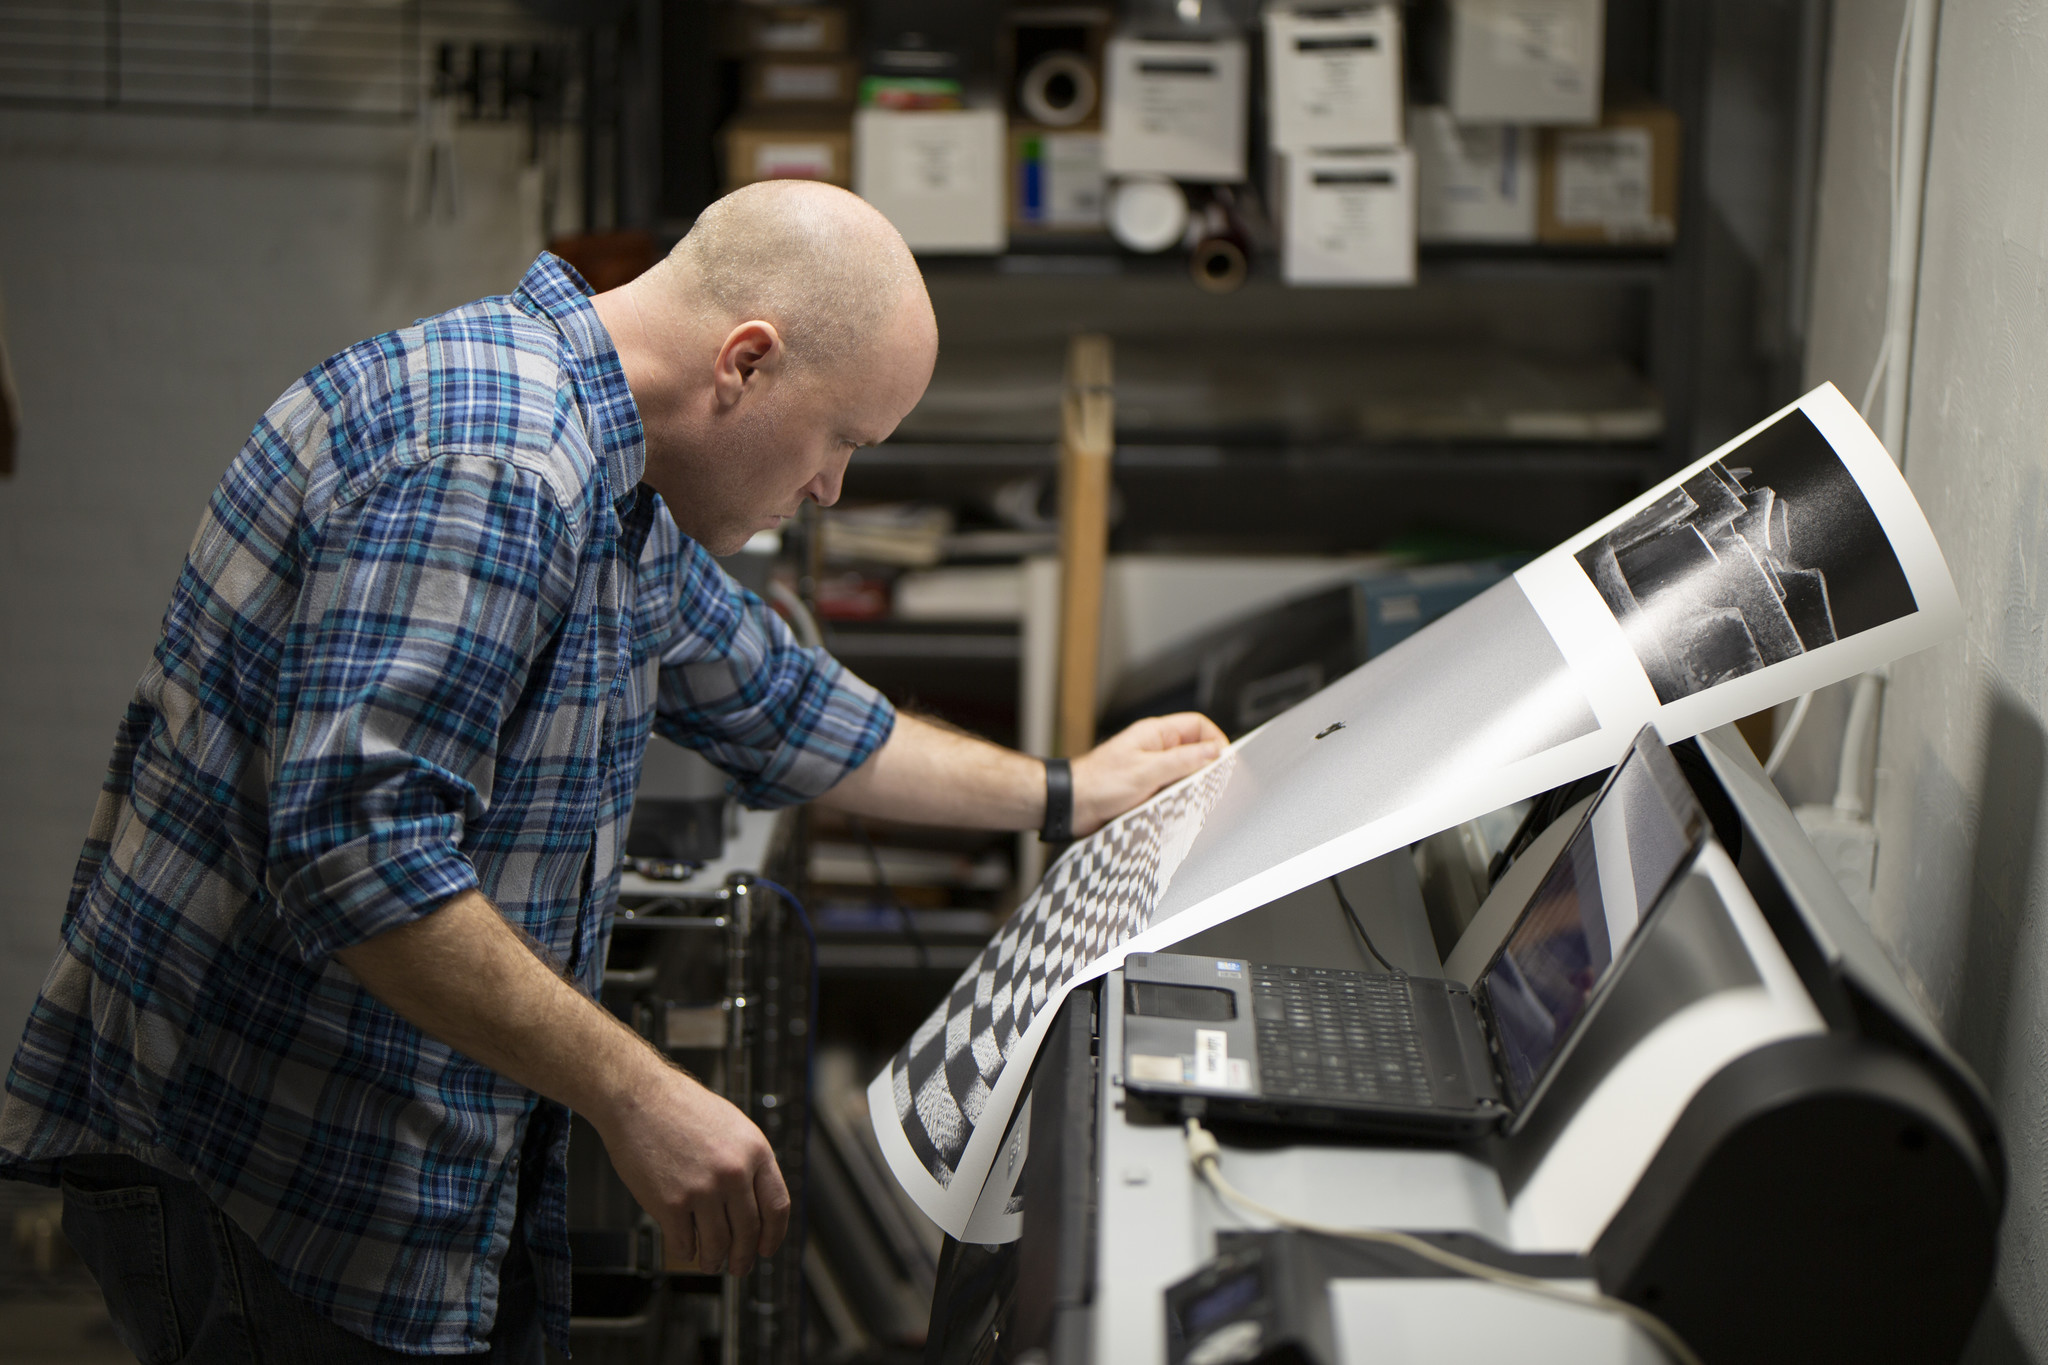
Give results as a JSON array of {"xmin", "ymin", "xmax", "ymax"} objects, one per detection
[{"xmin": 868, "ymin": 382, "xmax": 1961, "ymax": 1238}]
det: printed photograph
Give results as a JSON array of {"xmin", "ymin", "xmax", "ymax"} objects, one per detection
[{"xmin": 1575, "ymin": 408, "xmax": 1918, "ymax": 704}]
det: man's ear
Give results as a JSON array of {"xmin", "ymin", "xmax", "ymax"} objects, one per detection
[{"xmin": 713, "ymin": 320, "xmax": 783, "ymax": 409}]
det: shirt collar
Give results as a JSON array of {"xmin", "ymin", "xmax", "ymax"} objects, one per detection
[{"xmin": 514, "ymin": 253, "xmax": 646, "ymax": 509}]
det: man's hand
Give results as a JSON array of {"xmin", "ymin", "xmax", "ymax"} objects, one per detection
[
  {"xmin": 1071, "ymin": 711, "xmax": 1228, "ymax": 835},
  {"xmin": 594, "ymin": 1065, "xmax": 789, "ymax": 1276},
  {"xmin": 333, "ymin": 891, "xmax": 789, "ymax": 1278}
]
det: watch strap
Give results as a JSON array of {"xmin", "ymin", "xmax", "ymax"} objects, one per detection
[{"xmin": 1040, "ymin": 757, "xmax": 1074, "ymax": 844}]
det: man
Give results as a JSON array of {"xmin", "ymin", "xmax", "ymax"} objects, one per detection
[{"xmin": 0, "ymin": 181, "xmax": 1225, "ymax": 1361}]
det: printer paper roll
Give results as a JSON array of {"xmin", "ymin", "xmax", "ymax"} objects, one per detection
[{"xmin": 869, "ymin": 381, "xmax": 1962, "ymax": 1239}]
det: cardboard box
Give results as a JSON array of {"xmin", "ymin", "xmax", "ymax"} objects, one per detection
[
  {"xmin": 1264, "ymin": 4, "xmax": 1403, "ymax": 152},
  {"xmin": 1103, "ymin": 36, "xmax": 1247, "ymax": 182},
  {"xmin": 745, "ymin": 56, "xmax": 858, "ymax": 108},
  {"xmin": 855, "ymin": 108, "xmax": 1007, "ymax": 253},
  {"xmin": 738, "ymin": 6, "xmax": 848, "ymax": 54},
  {"xmin": 1010, "ymin": 126, "xmax": 1107, "ymax": 230},
  {"xmin": 1443, "ymin": 0, "xmax": 1604, "ymax": 125},
  {"xmin": 1537, "ymin": 101, "xmax": 1679, "ymax": 244},
  {"xmin": 1280, "ymin": 146, "xmax": 1416, "ymax": 286},
  {"xmin": 723, "ymin": 113, "xmax": 853, "ymax": 190},
  {"xmin": 1412, "ymin": 106, "xmax": 1536, "ymax": 242}
]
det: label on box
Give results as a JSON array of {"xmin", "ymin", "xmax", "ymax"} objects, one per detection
[
  {"xmin": 894, "ymin": 124, "xmax": 972, "ymax": 196},
  {"xmin": 1555, "ymin": 126, "xmax": 1653, "ymax": 230},
  {"xmin": 1491, "ymin": 8, "xmax": 1584, "ymax": 70},
  {"xmin": 855, "ymin": 109, "xmax": 1006, "ymax": 252},
  {"xmin": 1105, "ymin": 37, "xmax": 1247, "ymax": 181},
  {"xmin": 1265, "ymin": 7, "xmax": 1402, "ymax": 152},
  {"xmin": 758, "ymin": 16, "xmax": 826, "ymax": 51},
  {"xmin": 1284, "ymin": 147, "xmax": 1416, "ymax": 285},
  {"xmin": 1414, "ymin": 106, "xmax": 1536, "ymax": 241},
  {"xmin": 1195, "ymin": 1029, "xmax": 1230, "ymax": 1088},
  {"xmin": 762, "ymin": 63, "xmax": 844, "ymax": 102},
  {"xmin": 753, "ymin": 141, "xmax": 836, "ymax": 180},
  {"xmin": 1018, "ymin": 132, "xmax": 1106, "ymax": 227}
]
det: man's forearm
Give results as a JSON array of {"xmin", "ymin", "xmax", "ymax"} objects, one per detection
[
  {"xmin": 816, "ymin": 712, "xmax": 1044, "ymax": 829},
  {"xmin": 331, "ymin": 889, "xmax": 661, "ymax": 1120},
  {"xmin": 332, "ymin": 890, "xmax": 790, "ymax": 1275},
  {"xmin": 818, "ymin": 709, "xmax": 1228, "ymax": 837}
]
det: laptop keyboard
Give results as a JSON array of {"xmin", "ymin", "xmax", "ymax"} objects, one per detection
[{"xmin": 1251, "ymin": 965, "xmax": 1435, "ymax": 1107}]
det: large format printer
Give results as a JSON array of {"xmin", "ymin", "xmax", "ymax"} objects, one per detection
[{"xmin": 923, "ymin": 724, "xmax": 2004, "ymax": 1365}]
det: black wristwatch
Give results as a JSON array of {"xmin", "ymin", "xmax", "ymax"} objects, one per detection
[{"xmin": 1040, "ymin": 757, "xmax": 1073, "ymax": 844}]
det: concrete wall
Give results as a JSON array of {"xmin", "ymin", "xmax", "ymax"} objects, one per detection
[
  {"xmin": 1805, "ymin": 2, "xmax": 2048, "ymax": 1356},
  {"xmin": 0, "ymin": 109, "xmax": 548, "ymax": 1050}
]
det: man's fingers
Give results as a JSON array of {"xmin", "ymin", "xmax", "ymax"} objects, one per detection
[
  {"xmin": 695, "ymin": 1206, "xmax": 733, "ymax": 1274},
  {"xmin": 665, "ymin": 1207, "xmax": 698, "ymax": 1270},
  {"xmin": 756, "ymin": 1162, "xmax": 793, "ymax": 1256},
  {"xmin": 1108, "ymin": 711, "xmax": 1227, "ymax": 753},
  {"xmin": 727, "ymin": 1180, "xmax": 764, "ymax": 1277},
  {"xmin": 1140, "ymin": 741, "xmax": 1222, "ymax": 791},
  {"xmin": 1156, "ymin": 711, "xmax": 1228, "ymax": 747}
]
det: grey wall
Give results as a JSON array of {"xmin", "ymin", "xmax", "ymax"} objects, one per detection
[
  {"xmin": 1805, "ymin": 2, "xmax": 2048, "ymax": 1357},
  {"xmin": 0, "ymin": 110, "xmax": 547, "ymax": 1051}
]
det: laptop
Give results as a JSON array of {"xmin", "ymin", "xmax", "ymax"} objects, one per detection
[{"xmin": 1120, "ymin": 726, "xmax": 1710, "ymax": 1140}]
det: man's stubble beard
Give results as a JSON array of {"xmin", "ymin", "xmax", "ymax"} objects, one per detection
[{"xmin": 693, "ymin": 397, "xmax": 790, "ymax": 556}]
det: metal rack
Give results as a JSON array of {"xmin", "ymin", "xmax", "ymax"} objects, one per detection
[
  {"xmin": 0, "ymin": 0, "xmax": 580, "ymax": 122},
  {"xmin": 574, "ymin": 806, "xmax": 813, "ymax": 1365}
]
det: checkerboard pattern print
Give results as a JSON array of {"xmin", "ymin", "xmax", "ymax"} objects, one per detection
[{"xmin": 889, "ymin": 758, "xmax": 1236, "ymax": 1188}]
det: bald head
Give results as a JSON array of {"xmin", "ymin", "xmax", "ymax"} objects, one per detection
[
  {"xmin": 590, "ymin": 180, "xmax": 938, "ymax": 554},
  {"xmin": 653, "ymin": 180, "xmax": 933, "ymax": 375}
]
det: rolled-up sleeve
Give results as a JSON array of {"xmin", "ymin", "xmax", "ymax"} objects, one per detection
[
  {"xmin": 652, "ymin": 540, "xmax": 895, "ymax": 808},
  {"xmin": 265, "ymin": 454, "xmax": 577, "ymax": 963}
]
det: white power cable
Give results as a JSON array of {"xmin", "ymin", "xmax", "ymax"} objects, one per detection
[
  {"xmin": 1834, "ymin": 671, "xmax": 1885, "ymax": 819},
  {"xmin": 766, "ymin": 579, "xmax": 824, "ymax": 649},
  {"xmin": 1183, "ymin": 1119, "xmax": 1705, "ymax": 1365},
  {"xmin": 1857, "ymin": 4, "xmax": 1914, "ymax": 423},
  {"xmin": 1763, "ymin": 691, "xmax": 1813, "ymax": 778}
]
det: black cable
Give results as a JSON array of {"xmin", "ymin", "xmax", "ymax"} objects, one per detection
[
  {"xmin": 850, "ymin": 816, "xmax": 930, "ymax": 970},
  {"xmin": 1328, "ymin": 875, "xmax": 1399, "ymax": 975}
]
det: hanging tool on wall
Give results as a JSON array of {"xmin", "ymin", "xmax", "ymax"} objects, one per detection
[{"xmin": 409, "ymin": 45, "xmax": 464, "ymax": 221}]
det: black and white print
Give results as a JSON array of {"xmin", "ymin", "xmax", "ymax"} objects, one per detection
[
  {"xmin": 1575, "ymin": 408, "xmax": 1919, "ymax": 704},
  {"xmin": 889, "ymin": 758, "xmax": 1236, "ymax": 1188}
]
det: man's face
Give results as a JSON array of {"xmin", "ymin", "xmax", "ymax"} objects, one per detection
[{"xmin": 651, "ymin": 305, "xmax": 935, "ymax": 556}]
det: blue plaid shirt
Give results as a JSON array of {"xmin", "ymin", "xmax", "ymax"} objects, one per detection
[{"xmin": 0, "ymin": 255, "xmax": 894, "ymax": 1354}]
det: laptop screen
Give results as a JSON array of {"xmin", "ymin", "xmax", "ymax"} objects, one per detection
[{"xmin": 1477, "ymin": 728, "xmax": 1708, "ymax": 1111}]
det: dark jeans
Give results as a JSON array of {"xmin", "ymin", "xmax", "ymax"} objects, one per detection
[{"xmin": 59, "ymin": 1154, "xmax": 542, "ymax": 1364}]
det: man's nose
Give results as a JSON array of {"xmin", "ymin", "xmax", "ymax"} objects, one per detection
[{"xmin": 806, "ymin": 453, "xmax": 849, "ymax": 507}]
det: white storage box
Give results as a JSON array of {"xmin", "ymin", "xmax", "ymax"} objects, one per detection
[
  {"xmin": 1103, "ymin": 36, "xmax": 1248, "ymax": 182},
  {"xmin": 1412, "ymin": 106, "xmax": 1537, "ymax": 242},
  {"xmin": 1281, "ymin": 146, "xmax": 1416, "ymax": 286},
  {"xmin": 1443, "ymin": 0, "xmax": 1604, "ymax": 126},
  {"xmin": 1264, "ymin": 4, "xmax": 1403, "ymax": 152},
  {"xmin": 854, "ymin": 108, "xmax": 1007, "ymax": 253}
]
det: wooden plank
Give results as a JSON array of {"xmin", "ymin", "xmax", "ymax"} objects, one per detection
[{"xmin": 1056, "ymin": 333, "xmax": 1114, "ymax": 758}]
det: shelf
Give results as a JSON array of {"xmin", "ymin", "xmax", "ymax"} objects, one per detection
[
  {"xmin": 914, "ymin": 238, "xmax": 1673, "ymax": 286},
  {"xmin": 821, "ymin": 625, "xmax": 1022, "ymax": 662},
  {"xmin": 855, "ymin": 439, "xmax": 1665, "ymax": 478}
]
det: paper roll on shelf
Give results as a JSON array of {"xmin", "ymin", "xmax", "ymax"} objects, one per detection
[
  {"xmin": 1020, "ymin": 51, "xmax": 1099, "ymax": 126},
  {"xmin": 1105, "ymin": 173, "xmax": 1190, "ymax": 252}
]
